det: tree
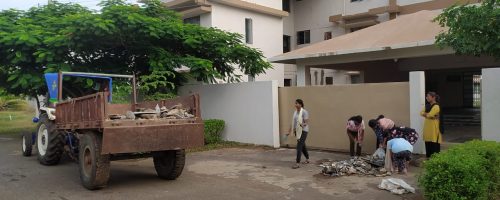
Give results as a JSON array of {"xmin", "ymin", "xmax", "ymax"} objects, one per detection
[
  {"xmin": 0, "ymin": 0, "xmax": 272, "ymax": 98},
  {"xmin": 434, "ymin": 0, "xmax": 500, "ymax": 58}
]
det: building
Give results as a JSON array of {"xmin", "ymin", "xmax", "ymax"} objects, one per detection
[
  {"xmin": 282, "ymin": 0, "xmax": 483, "ymax": 86},
  {"xmin": 162, "ymin": 0, "xmax": 288, "ymax": 86},
  {"xmin": 271, "ymin": 0, "xmax": 500, "ymax": 145}
]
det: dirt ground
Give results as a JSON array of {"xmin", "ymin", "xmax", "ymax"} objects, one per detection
[{"xmin": 0, "ymin": 134, "xmax": 424, "ymax": 200}]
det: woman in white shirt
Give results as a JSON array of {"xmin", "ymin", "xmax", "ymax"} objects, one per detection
[{"xmin": 287, "ymin": 99, "xmax": 309, "ymax": 169}]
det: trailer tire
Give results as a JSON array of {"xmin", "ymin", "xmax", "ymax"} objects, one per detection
[
  {"xmin": 78, "ymin": 131, "xmax": 110, "ymax": 190},
  {"xmin": 22, "ymin": 132, "xmax": 32, "ymax": 157},
  {"xmin": 36, "ymin": 113, "xmax": 64, "ymax": 165},
  {"xmin": 153, "ymin": 149, "xmax": 185, "ymax": 180}
]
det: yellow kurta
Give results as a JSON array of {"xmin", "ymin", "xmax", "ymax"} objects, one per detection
[{"xmin": 421, "ymin": 104, "xmax": 442, "ymax": 143}]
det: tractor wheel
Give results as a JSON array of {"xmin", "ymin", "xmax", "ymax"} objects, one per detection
[
  {"xmin": 36, "ymin": 113, "xmax": 64, "ymax": 165},
  {"xmin": 152, "ymin": 149, "xmax": 185, "ymax": 180},
  {"xmin": 22, "ymin": 132, "xmax": 32, "ymax": 157},
  {"xmin": 78, "ymin": 131, "xmax": 110, "ymax": 190}
]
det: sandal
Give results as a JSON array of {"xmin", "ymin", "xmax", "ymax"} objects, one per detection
[{"xmin": 291, "ymin": 164, "xmax": 300, "ymax": 169}]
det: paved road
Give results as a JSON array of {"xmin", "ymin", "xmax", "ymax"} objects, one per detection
[{"xmin": 0, "ymin": 134, "xmax": 423, "ymax": 200}]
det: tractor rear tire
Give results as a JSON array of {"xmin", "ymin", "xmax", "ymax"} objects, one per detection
[
  {"xmin": 78, "ymin": 131, "xmax": 110, "ymax": 190},
  {"xmin": 22, "ymin": 132, "xmax": 32, "ymax": 157},
  {"xmin": 152, "ymin": 149, "xmax": 185, "ymax": 180},
  {"xmin": 36, "ymin": 113, "xmax": 64, "ymax": 165}
]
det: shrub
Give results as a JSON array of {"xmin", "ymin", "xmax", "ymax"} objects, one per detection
[
  {"xmin": 204, "ymin": 119, "xmax": 225, "ymax": 144},
  {"xmin": 144, "ymin": 93, "xmax": 177, "ymax": 101},
  {"xmin": 419, "ymin": 140, "xmax": 500, "ymax": 200}
]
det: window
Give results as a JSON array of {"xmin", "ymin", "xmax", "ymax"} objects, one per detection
[
  {"xmin": 350, "ymin": 26, "xmax": 369, "ymax": 32},
  {"xmin": 284, "ymin": 79, "xmax": 292, "ymax": 87},
  {"xmin": 325, "ymin": 77, "xmax": 333, "ymax": 85},
  {"xmin": 324, "ymin": 31, "xmax": 332, "ymax": 40},
  {"xmin": 183, "ymin": 16, "xmax": 200, "ymax": 25},
  {"xmin": 245, "ymin": 18, "xmax": 253, "ymax": 44},
  {"xmin": 282, "ymin": 0, "xmax": 290, "ymax": 12},
  {"xmin": 351, "ymin": 74, "xmax": 361, "ymax": 84},
  {"xmin": 283, "ymin": 35, "xmax": 291, "ymax": 53},
  {"xmin": 297, "ymin": 30, "xmax": 310, "ymax": 45}
]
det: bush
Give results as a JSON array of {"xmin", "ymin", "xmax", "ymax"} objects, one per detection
[
  {"xmin": 419, "ymin": 140, "xmax": 500, "ymax": 200},
  {"xmin": 204, "ymin": 119, "xmax": 225, "ymax": 144},
  {"xmin": 144, "ymin": 93, "xmax": 177, "ymax": 101}
]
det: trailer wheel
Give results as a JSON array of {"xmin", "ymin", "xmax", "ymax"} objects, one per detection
[
  {"xmin": 78, "ymin": 131, "xmax": 110, "ymax": 190},
  {"xmin": 36, "ymin": 113, "xmax": 64, "ymax": 165},
  {"xmin": 22, "ymin": 132, "xmax": 32, "ymax": 157},
  {"xmin": 152, "ymin": 149, "xmax": 185, "ymax": 180}
]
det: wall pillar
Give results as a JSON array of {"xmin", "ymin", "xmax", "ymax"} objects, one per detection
[
  {"xmin": 482, "ymin": 68, "xmax": 500, "ymax": 142},
  {"xmin": 410, "ymin": 71, "xmax": 426, "ymax": 154},
  {"xmin": 297, "ymin": 64, "xmax": 311, "ymax": 86}
]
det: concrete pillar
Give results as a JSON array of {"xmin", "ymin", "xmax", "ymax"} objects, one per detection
[
  {"xmin": 296, "ymin": 64, "xmax": 311, "ymax": 86},
  {"xmin": 410, "ymin": 71, "xmax": 426, "ymax": 154},
  {"xmin": 482, "ymin": 68, "xmax": 500, "ymax": 142}
]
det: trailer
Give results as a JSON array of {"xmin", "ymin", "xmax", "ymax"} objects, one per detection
[{"xmin": 21, "ymin": 72, "xmax": 204, "ymax": 190}]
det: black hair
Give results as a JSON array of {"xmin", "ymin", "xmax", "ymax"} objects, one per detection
[
  {"xmin": 295, "ymin": 99, "xmax": 304, "ymax": 108},
  {"xmin": 427, "ymin": 92, "xmax": 440, "ymax": 103},
  {"xmin": 349, "ymin": 115, "xmax": 363, "ymax": 125},
  {"xmin": 368, "ymin": 119, "xmax": 378, "ymax": 128},
  {"xmin": 376, "ymin": 115, "xmax": 385, "ymax": 120}
]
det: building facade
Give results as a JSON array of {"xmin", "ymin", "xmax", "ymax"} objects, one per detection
[
  {"xmin": 164, "ymin": 0, "xmax": 482, "ymax": 87},
  {"xmin": 163, "ymin": 0, "xmax": 288, "ymax": 86}
]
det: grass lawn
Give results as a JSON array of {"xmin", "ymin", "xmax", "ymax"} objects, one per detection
[{"xmin": 0, "ymin": 110, "xmax": 37, "ymax": 136}]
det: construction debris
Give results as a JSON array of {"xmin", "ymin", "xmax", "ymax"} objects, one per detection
[
  {"xmin": 109, "ymin": 103, "xmax": 195, "ymax": 120},
  {"xmin": 320, "ymin": 156, "xmax": 391, "ymax": 177}
]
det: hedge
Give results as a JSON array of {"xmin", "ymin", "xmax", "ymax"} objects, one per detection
[
  {"xmin": 419, "ymin": 140, "xmax": 500, "ymax": 200},
  {"xmin": 203, "ymin": 119, "xmax": 225, "ymax": 144}
]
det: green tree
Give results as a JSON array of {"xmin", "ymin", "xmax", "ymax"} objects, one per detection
[
  {"xmin": 0, "ymin": 0, "xmax": 272, "ymax": 99},
  {"xmin": 434, "ymin": 0, "xmax": 500, "ymax": 58}
]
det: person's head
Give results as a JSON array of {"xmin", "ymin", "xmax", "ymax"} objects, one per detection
[
  {"xmin": 368, "ymin": 119, "xmax": 378, "ymax": 129},
  {"xmin": 295, "ymin": 99, "xmax": 304, "ymax": 109},
  {"xmin": 349, "ymin": 115, "xmax": 363, "ymax": 125},
  {"xmin": 376, "ymin": 115, "xmax": 385, "ymax": 120},
  {"xmin": 426, "ymin": 92, "xmax": 440, "ymax": 104}
]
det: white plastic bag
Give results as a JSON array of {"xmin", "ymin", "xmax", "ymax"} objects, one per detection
[
  {"xmin": 373, "ymin": 147, "xmax": 385, "ymax": 160},
  {"xmin": 378, "ymin": 178, "xmax": 416, "ymax": 194}
]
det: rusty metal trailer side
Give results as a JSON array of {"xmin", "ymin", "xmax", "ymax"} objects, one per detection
[{"xmin": 54, "ymin": 93, "xmax": 204, "ymax": 154}]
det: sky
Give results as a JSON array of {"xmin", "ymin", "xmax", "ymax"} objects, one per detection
[{"xmin": 0, "ymin": 0, "xmax": 139, "ymax": 11}]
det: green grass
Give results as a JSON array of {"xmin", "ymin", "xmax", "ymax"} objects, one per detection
[{"xmin": 0, "ymin": 110, "xmax": 37, "ymax": 135}]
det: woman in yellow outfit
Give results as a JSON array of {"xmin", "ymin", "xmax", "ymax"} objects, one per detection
[{"xmin": 420, "ymin": 92, "xmax": 442, "ymax": 158}]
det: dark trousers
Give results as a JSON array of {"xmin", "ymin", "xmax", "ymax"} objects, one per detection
[
  {"xmin": 348, "ymin": 131, "xmax": 362, "ymax": 157},
  {"xmin": 296, "ymin": 131, "xmax": 309, "ymax": 163},
  {"xmin": 425, "ymin": 142, "xmax": 441, "ymax": 158},
  {"xmin": 393, "ymin": 150, "xmax": 412, "ymax": 172}
]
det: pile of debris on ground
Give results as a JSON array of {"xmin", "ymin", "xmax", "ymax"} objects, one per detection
[
  {"xmin": 320, "ymin": 148, "xmax": 391, "ymax": 177},
  {"xmin": 109, "ymin": 103, "xmax": 195, "ymax": 120}
]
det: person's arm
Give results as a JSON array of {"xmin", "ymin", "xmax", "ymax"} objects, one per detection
[
  {"xmin": 420, "ymin": 108, "xmax": 427, "ymax": 117},
  {"xmin": 301, "ymin": 110, "xmax": 309, "ymax": 127},
  {"xmin": 426, "ymin": 105, "xmax": 440, "ymax": 119}
]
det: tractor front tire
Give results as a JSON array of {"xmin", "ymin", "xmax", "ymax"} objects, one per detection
[
  {"xmin": 152, "ymin": 149, "xmax": 186, "ymax": 180},
  {"xmin": 36, "ymin": 113, "xmax": 64, "ymax": 165},
  {"xmin": 22, "ymin": 132, "xmax": 32, "ymax": 157},
  {"xmin": 78, "ymin": 131, "xmax": 110, "ymax": 190}
]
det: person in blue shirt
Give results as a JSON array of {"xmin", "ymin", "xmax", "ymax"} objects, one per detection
[{"xmin": 387, "ymin": 138, "xmax": 413, "ymax": 174}]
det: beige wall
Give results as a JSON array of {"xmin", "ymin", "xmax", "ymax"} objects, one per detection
[{"xmin": 279, "ymin": 82, "xmax": 410, "ymax": 153}]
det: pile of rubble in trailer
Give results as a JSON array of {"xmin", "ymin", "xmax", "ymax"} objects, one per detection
[{"xmin": 108, "ymin": 104, "xmax": 195, "ymax": 120}]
